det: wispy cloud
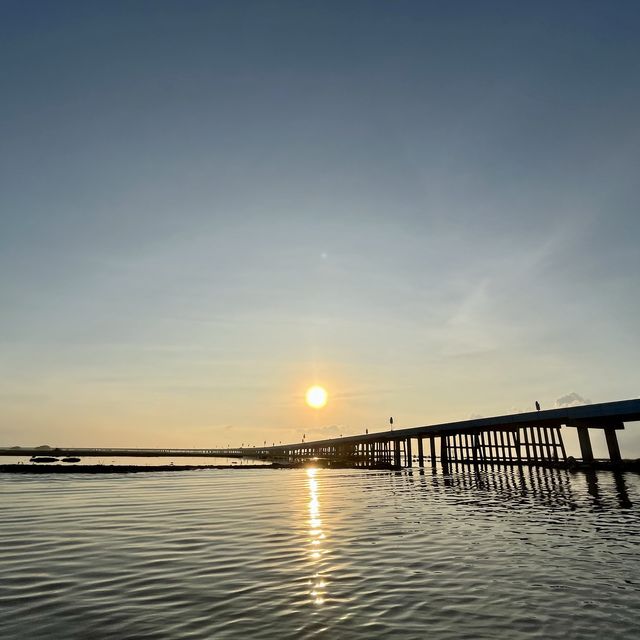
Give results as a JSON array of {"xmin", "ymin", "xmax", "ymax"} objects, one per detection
[
  {"xmin": 555, "ymin": 392, "xmax": 591, "ymax": 408},
  {"xmin": 283, "ymin": 424, "xmax": 345, "ymax": 443}
]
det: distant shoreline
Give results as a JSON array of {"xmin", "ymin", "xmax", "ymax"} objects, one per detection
[
  {"xmin": 3, "ymin": 460, "xmax": 639, "ymax": 474},
  {"xmin": 0, "ymin": 463, "xmax": 282, "ymax": 474}
]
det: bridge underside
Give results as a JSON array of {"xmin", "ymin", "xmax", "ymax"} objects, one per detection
[
  {"xmin": 256, "ymin": 428, "xmax": 624, "ymax": 470},
  {"xmin": 254, "ymin": 425, "xmax": 574, "ymax": 469}
]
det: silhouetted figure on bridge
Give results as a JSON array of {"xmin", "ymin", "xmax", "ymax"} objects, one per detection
[{"xmin": 535, "ymin": 401, "xmax": 541, "ymax": 411}]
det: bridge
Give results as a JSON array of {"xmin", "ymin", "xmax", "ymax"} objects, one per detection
[
  {"xmin": 244, "ymin": 398, "xmax": 640, "ymax": 469},
  {"xmin": 2, "ymin": 399, "xmax": 639, "ymax": 471},
  {"xmin": 242, "ymin": 400, "xmax": 640, "ymax": 469}
]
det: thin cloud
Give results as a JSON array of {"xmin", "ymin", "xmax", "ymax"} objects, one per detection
[
  {"xmin": 284, "ymin": 424, "xmax": 344, "ymax": 442},
  {"xmin": 555, "ymin": 392, "xmax": 591, "ymax": 408}
]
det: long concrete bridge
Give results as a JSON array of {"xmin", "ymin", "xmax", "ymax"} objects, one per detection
[
  {"xmin": 247, "ymin": 398, "xmax": 640, "ymax": 469},
  {"xmin": 3, "ymin": 399, "xmax": 639, "ymax": 471}
]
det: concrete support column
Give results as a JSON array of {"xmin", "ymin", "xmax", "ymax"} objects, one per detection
[
  {"xmin": 430, "ymin": 437, "xmax": 437, "ymax": 468},
  {"xmin": 393, "ymin": 440, "xmax": 401, "ymax": 467},
  {"xmin": 514, "ymin": 430, "xmax": 522, "ymax": 465},
  {"xmin": 577, "ymin": 426, "xmax": 594, "ymax": 462},
  {"xmin": 542, "ymin": 428, "xmax": 553, "ymax": 460},
  {"xmin": 406, "ymin": 438, "xmax": 412, "ymax": 467},
  {"xmin": 556, "ymin": 428, "xmax": 567, "ymax": 461},
  {"xmin": 417, "ymin": 438, "xmax": 424, "ymax": 467},
  {"xmin": 529, "ymin": 427, "xmax": 538, "ymax": 461},
  {"xmin": 605, "ymin": 427, "xmax": 622, "ymax": 462},
  {"xmin": 440, "ymin": 435, "xmax": 449, "ymax": 472}
]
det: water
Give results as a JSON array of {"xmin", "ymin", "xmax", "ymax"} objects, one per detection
[{"xmin": 1, "ymin": 466, "xmax": 639, "ymax": 639}]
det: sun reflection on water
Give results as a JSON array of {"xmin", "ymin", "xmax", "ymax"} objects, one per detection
[{"xmin": 307, "ymin": 467, "xmax": 327, "ymax": 605}]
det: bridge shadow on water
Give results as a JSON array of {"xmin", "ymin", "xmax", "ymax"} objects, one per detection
[{"xmin": 379, "ymin": 465, "xmax": 635, "ymax": 512}]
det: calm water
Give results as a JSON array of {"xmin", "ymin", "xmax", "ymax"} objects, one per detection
[{"xmin": 1, "ymin": 466, "xmax": 639, "ymax": 639}]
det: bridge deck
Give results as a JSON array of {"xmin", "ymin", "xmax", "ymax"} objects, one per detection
[
  {"xmin": 245, "ymin": 398, "xmax": 640, "ymax": 468},
  {"xmin": 254, "ymin": 398, "xmax": 640, "ymax": 452}
]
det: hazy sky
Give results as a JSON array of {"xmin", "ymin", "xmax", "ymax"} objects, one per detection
[{"xmin": 1, "ymin": 1, "xmax": 639, "ymax": 450}]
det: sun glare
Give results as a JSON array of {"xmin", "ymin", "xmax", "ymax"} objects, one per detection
[{"xmin": 305, "ymin": 385, "xmax": 328, "ymax": 409}]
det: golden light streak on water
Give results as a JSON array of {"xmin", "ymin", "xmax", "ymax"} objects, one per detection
[{"xmin": 307, "ymin": 467, "xmax": 327, "ymax": 605}]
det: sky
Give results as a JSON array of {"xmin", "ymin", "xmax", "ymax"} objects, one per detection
[{"xmin": 1, "ymin": 1, "xmax": 639, "ymax": 452}]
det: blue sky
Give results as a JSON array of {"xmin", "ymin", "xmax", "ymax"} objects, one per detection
[{"xmin": 1, "ymin": 1, "xmax": 639, "ymax": 451}]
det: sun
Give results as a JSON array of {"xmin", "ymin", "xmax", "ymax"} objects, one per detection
[{"xmin": 305, "ymin": 385, "xmax": 328, "ymax": 409}]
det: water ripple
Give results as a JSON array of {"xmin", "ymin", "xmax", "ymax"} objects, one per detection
[{"xmin": 1, "ymin": 467, "xmax": 639, "ymax": 639}]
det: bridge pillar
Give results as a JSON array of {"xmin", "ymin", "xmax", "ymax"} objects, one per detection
[
  {"xmin": 542, "ymin": 428, "xmax": 553, "ymax": 460},
  {"xmin": 529, "ymin": 427, "xmax": 539, "ymax": 462},
  {"xmin": 393, "ymin": 440, "xmax": 401, "ymax": 467},
  {"xmin": 577, "ymin": 427, "xmax": 594, "ymax": 462},
  {"xmin": 556, "ymin": 427, "xmax": 567, "ymax": 461},
  {"xmin": 514, "ymin": 430, "xmax": 522, "ymax": 465},
  {"xmin": 440, "ymin": 435, "xmax": 449, "ymax": 472},
  {"xmin": 430, "ymin": 437, "xmax": 437, "ymax": 468},
  {"xmin": 406, "ymin": 438, "xmax": 412, "ymax": 467},
  {"xmin": 605, "ymin": 427, "xmax": 622, "ymax": 462},
  {"xmin": 417, "ymin": 438, "xmax": 424, "ymax": 467}
]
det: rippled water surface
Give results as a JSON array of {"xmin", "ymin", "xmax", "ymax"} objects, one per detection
[{"xmin": 2, "ymin": 467, "xmax": 639, "ymax": 639}]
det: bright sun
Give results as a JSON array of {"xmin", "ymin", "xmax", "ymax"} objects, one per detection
[{"xmin": 305, "ymin": 385, "xmax": 328, "ymax": 409}]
